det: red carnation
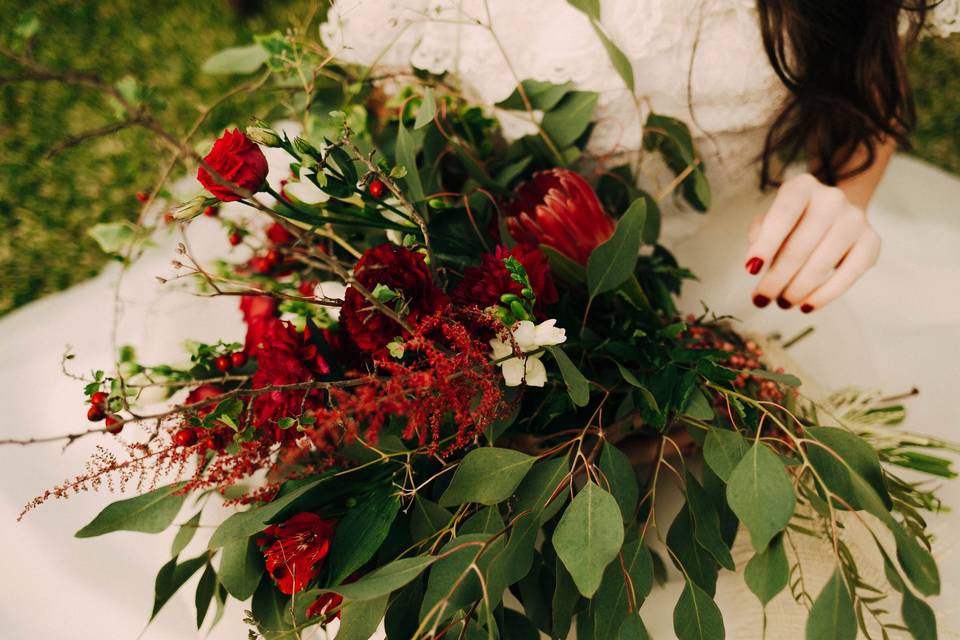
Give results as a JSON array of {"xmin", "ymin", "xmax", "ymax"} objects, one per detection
[
  {"xmin": 258, "ymin": 512, "xmax": 337, "ymax": 595},
  {"xmin": 453, "ymin": 244, "xmax": 558, "ymax": 309},
  {"xmin": 197, "ymin": 129, "xmax": 269, "ymax": 202},
  {"xmin": 507, "ymin": 168, "xmax": 616, "ymax": 265},
  {"xmin": 250, "ymin": 319, "xmax": 329, "ymax": 436},
  {"xmin": 240, "ymin": 295, "xmax": 279, "ymax": 354},
  {"xmin": 340, "ymin": 244, "xmax": 447, "ymax": 353}
]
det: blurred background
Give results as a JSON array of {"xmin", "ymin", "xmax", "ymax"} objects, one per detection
[{"xmin": 1, "ymin": 0, "xmax": 958, "ymax": 317}]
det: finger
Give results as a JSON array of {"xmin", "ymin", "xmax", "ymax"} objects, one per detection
[
  {"xmin": 799, "ymin": 229, "xmax": 881, "ymax": 312},
  {"xmin": 752, "ymin": 186, "xmax": 846, "ymax": 306},
  {"xmin": 744, "ymin": 173, "xmax": 817, "ymax": 275},
  {"xmin": 747, "ymin": 213, "xmax": 763, "ymax": 246},
  {"xmin": 780, "ymin": 207, "xmax": 866, "ymax": 307}
]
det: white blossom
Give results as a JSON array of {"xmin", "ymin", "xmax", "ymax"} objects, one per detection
[{"xmin": 490, "ymin": 319, "xmax": 566, "ymax": 387}]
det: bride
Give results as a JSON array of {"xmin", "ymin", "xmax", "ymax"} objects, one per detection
[{"xmin": 1, "ymin": 0, "xmax": 958, "ymax": 638}]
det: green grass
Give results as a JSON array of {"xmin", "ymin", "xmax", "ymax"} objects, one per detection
[{"xmin": 1, "ymin": 4, "xmax": 958, "ymax": 316}]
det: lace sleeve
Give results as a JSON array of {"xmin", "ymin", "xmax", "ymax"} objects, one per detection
[{"xmin": 927, "ymin": 0, "xmax": 960, "ymax": 36}]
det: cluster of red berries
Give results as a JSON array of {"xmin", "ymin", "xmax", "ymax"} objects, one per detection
[
  {"xmin": 86, "ymin": 391, "xmax": 123, "ymax": 435},
  {"xmin": 214, "ymin": 351, "xmax": 248, "ymax": 373},
  {"xmin": 252, "ymin": 248, "xmax": 283, "ymax": 274},
  {"xmin": 172, "ymin": 427, "xmax": 227, "ymax": 451}
]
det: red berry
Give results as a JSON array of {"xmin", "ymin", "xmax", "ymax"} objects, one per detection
[
  {"xmin": 174, "ymin": 428, "xmax": 198, "ymax": 447},
  {"xmin": 87, "ymin": 405, "xmax": 106, "ymax": 422},
  {"xmin": 203, "ymin": 205, "xmax": 219, "ymax": 217},
  {"xmin": 228, "ymin": 231, "xmax": 243, "ymax": 246},
  {"xmin": 136, "ymin": 191, "xmax": 149, "ymax": 203},
  {"xmin": 230, "ymin": 352, "xmax": 248, "ymax": 368},
  {"xmin": 204, "ymin": 433, "xmax": 225, "ymax": 452},
  {"xmin": 105, "ymin": 415, "xmax": 123, "ymax": 435},
  {"xmin": 252, "ymin": 257, "xmax": 272, "ymax": 274},
  {"xmin": 368, "ymin": 178, "xmax": 384, "ymax": 199},
  {"xmin": 90, "ymin": 391, "xmax": 109, "ymax": 407},
  {"xmin": 265, "ymin": 248, "xmax": 281, "ymax": 266},
  {"xmin": 214, "ymin": 355, "xmax": 231, "ymax": 372}
]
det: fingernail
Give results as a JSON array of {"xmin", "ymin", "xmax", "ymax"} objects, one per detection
[
  {"xmin": 745, "ymin": 257, "xmax": 764, "ymax": 275},
  {"xmin": 753, "ymin": 294, "xmax": 770, "ymax": 308},
  {"xmin": 800, "ymin": 304, "xmax": 814, "ymax": 314},
  {"xmin": 776, "ymin": 296, "xmax": 792, "ymax": 309}
]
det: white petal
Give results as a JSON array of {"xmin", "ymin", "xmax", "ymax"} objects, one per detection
[
  {"xmin": 523, "ymin": 355, "xmax": 548, "ymax": 387},
  {"xmin": 511, "ymin": 320, "xmax": 538, "ymax": 351},
  {"xmin": 501, "ymin": 357, "xmax": 527, "ymax": 387},
  {"xmin": 533, "ymin": 319, "xmax": 567, "ymax": 347},
  {"xmin": 489, "ymin": 338, "xmax": 514, "ymax": 361}
]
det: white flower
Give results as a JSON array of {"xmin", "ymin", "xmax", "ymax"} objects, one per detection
[
  {"xmin": 490, "ymin": 319, "xmax": 567, "ymax": 387},
  {"xmin": 285, "ymin": 170, "xmax": 329, "ymax": 205}
]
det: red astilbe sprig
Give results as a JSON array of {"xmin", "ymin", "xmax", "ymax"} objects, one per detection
[{"xmin": 305, "ymin": 309, "xmax": 507, "ymax": 457}]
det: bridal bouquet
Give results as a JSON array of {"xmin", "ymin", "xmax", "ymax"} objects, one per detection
[{"xmin": 11, "ymin": 14, "xmax": 955, "ymax": 640}]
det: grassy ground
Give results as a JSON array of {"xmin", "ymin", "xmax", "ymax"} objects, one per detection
[{"xmin": 1, "ymin": 4, "xmax": 958, "ymax": 316}]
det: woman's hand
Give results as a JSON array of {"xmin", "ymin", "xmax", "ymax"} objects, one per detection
[{"xmin": 744, "ymin": 173, "xmax": 881, "ymax": 312}]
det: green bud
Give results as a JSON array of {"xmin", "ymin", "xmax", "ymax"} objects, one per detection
[
  {"xmin": 509, "ymin": 300, "xmax": 531, "ymax": 320},
  {"xmin": 245, "ymin": 126, "xmax": 282, "ymax": 147},
  {"xmin": 521, "ymin": 288, "xmax": 535, "ymax": 300},
  {"xmin": 293, "ymin": 136, "xmax": 319, "ymax": 158},
  {"xmin": 500, "ymin": 293, "xmax": 521, "ymax": 305},
  {"xmin": 172, "ymin": 195, "xmax": 209, "ymax": 221}
]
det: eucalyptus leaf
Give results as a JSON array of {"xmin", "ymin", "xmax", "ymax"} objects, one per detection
[
  {"xmin": 337, "ymin": 595, "xmax": 390, "ymax": 640},
  {"xmin": 171, "ymin": 511, "xmax": 202, "ymax": 557},
  {"xmin": 541, "ymin": 91, "xmax": 598, "ymax": 149},
  {"xmin": 201, "ymin": 44, "xmax": 268, "ymax": 75},
  {"xmin": 703, "ymin": 429, "xmax": 750, "ymax": 483},
  {"xmin": 76, "ymin": 482, "xmax": 186, "ymax": 538},
  {"xmin": 673, "ymin": 580, "xmax": 725, "ymax": 640},
  {"xmin": 805, "ymin": 569, "xmax": 856, "ymax": 640},
  {"xmin": 726, "ymin": 443, "xmax": 795, "ymax": 551},
  {"xmin": 152, "ymin": 553, "xmax": 208, "ymax": 620},
  {"xmin": 496, "ymin": 79, "xmax": 576, "ymax": 111},
  {"xmin": 552, "ymin": 482, "xmax": 625, "ymax": 597},
  {"xmin": 195, "ymin": 562, "xmax": 217, "ymax": 628},
  {"xmin": 218, "ymin": 536, "xmax": 264, "ymax": 601},
  {"xmin": 414, "ymin": 87, "xmax": 436, "ymax": 129},
  {"xmin": 439, "ymin": 447, "xmax": 535, "ymax": 507},
  {"xmin": 329, "ymin": 556, "xmax": 437, "ymax": 601},
  {"xmin": 805, "ymin": 425, "xmax": 892, "ymax": 511},
  {"xmin": 685, "ymin": 470, "xmax": 735, "ymax": 571},
  {"xmin": 327, "ymin": 490, "xmax": 401, "ymax": 586},
  {"xmin": 546, "ymin": 346, "xmax": 590, "ymax": 407},
  {"xmin": 600, "ymin": 442, "xmax": 639, "ymax": 523},
  {"xmin": 586, "ymin": 198, "xmax": 646, "ymax": 296},
  {"xmin": 396, "ymin": 121, "xmax": 424, "ymax": 205},
  {"xmin": 902, "ymin": 587, "xmax": 937, "ymax": 640},
  {"xmin": 743, "ymin": 534, "xmax": 788, "ymax": 605},
  {"xmin": 513, "ymin": 455, "xmax": 571, "ymax": 524}
]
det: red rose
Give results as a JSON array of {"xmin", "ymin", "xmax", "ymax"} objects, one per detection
[
  {"xmin": 507, "ymin": 168, "xmax": 616, "ymax": 265},
  {"xmin": 453, "ymin": 244, "xmax": 558, "ymax": 309},
  {"xmin": 340, "ymin": 244, "xmax": 447, "ymax": 353},
  {"xmin": 259, "ymin": 512, "xmax": 337, "ymax": 595},
  {"xmin": 197, "ymin": 129, "xmax": 269, "ymax": 202},
  {"xmin": 240, "ymin": 295, "xmax": 279, "ymax": 354}
]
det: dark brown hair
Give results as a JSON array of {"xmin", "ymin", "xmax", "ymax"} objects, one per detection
[{"xmin": 756, "ymin": 0, "xmax": 937, "ymax": 188}]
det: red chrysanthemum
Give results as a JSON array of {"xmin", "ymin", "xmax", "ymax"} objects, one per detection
[
  {"xmin": 453, "ymin": 244, "xmax": 558, "ymax": 310},
  {"xmin": 507, "ymin": 168, "xmax": 616, "ymax": 265},
  {"xmin": 258, "ymin": 512, "xmax": 337, "ymax": 595},
  {"xmin": 250, "ymin": 319, "xmax": 330, "ymax": 438},
  {"xmin": 340, "ymin": 244, "xmax": 447, "ymax": 353},
  {"xmin": 240, "ymin": 295, "xmax": 280, "ymax": 355},
  {"xmin": 197, "ymin": 129, "xmax": 269, "ymax": 202}
]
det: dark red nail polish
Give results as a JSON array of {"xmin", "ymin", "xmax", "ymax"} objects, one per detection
[
  {"xmin": 745, "ymin": 257, "xmax": 764, "ymax": 275},
  {"xmin": 801, "ymin": 304, "xmax": 814, "ymax": 314},
  {"xmin": 776, "ymin": 296, "xmax": 792, "ymax": 309},
  {"xmin": 753, "ymin": 294, "xmax": 770, "ymax": 308}
]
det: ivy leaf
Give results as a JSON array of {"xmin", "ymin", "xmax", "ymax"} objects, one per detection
[
  {"xmin": 439, "ymin": 447, "xmax": 535, "ymax": 506},
  {"xmin": 546, "ymin": 346, "xmax": 590, "ymax": 407},
  {"xmin": 703, "ymin": 429, "xmax": 750, "ymax": 483},
  {"xmin": 553, "ymin": 482, "xmax": 625, "ymax": 597},
  {"xmin": 201, "ymin": 44, "xmax": 268, "ymax": 75},
  {"xmin": 76, "ymin": 482, "xmax": 186, "ymax": 538},
  {"xmin": 743, "ymin": 534, "xmax": 788, "ymax": 605},
  {"xmin": 218, "ymin": 536, "xmax": 264, "ymax": 601},
  {"xmin": 805, "ymin": 569, "xmax": 856, "ymax": 640},
  {"xmin": 673, "ymin": 580, "xmax": 725, "ymax": 640},
  {"xmin": 600, "ymin": 442, "xmax": 639, "ymax": 523},
  {"xmin": 586, "ymin": 198, "xmax": 646, "ymax": 296},
  {"xmin": 327, "ymin": 490, "xmax": 401, "ymax": 586},
  {"xmin": 726, "ymin": 443, "xmax": 795, "ymax": 551},
  {"xmin": 328, "ymin": 556, "xmax": 437, "ymax": 601}
]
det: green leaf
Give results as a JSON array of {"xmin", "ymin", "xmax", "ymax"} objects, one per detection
[
  {"xmin": 396, "ymin": 121, "xmax": 424, "ymax": 205},
  {"xmin": 584, "ymin": 540, "xmax": 654, "ymax": 639},
  {"xmin": 552, "ymin": 557, "xmax": 581, "ymax": 640},
  {"xmin": 76, "ymin": 483, "xmax": 186, "ymax": 538},
  {"xmin": 546, "ymin": 346, "xmax": 590, "ymax": 407},
  {"xmin": 327, "ymin": 490, "xmax": 401, "ymax": 586},
  {"xmin": 726, "ymin": 443, "xmax": 795, "ymax": 551},
  {"xmin": 703, "ymin": 429, "xmax": 750, "ymax": 483},
  {"xmin": 410, "ymin": 496, "xmax": 453, "ymax": 541},
  {"xmin": 805, "ymin": 426, "xmax": 892, "ymax": 511},
  {"xmin": 684, "ymin": 470, "xmax": 735, "ymax": 571},
  {"xmin": 329, "ymin": 556, "xmax": 437, "ymax": 601},
  {"xmin": 673, "ymin": 580, "xmax": 725, "ymax": 640},
  {"xmin": 414, "ymin": 87, "xmax": 436, "ymax": 129},
  {"xmin": 513, "ymin": 456, "xmax": 570, "ymax": 524},
  {"xmin": 745, "ymin": 369, "xmax": 801, "ymax": 387},
  {"xmin": 743, "ymin": 534, "xmax": 788, "ymax": 605},
  {"xmin": 88, "ymin": 221, "xmax": 144, "ymax": 254},
  {"xmin": 805, "ymin": 569, "xmax": 856, "ymax": 640},
  {"xmin": 600, "ymin": 442, "xmax": 639, "ymax": 523},
  {"xmin": 195, "ymin": 562, "xmax": 217, "ymax": 628},
  {"xmin": 419, "ymin": 533, "xmax": 503, "ymax": 623},
  {"xmin": 552, "ymin": 482, "xmax": 625, "ymax": 597},
  {"xmin": 682, "ymin": 386, "xmax": 715, "ymax": 421},
  {"xmin": 218, "ymin": 536, "xmax": 264, "ymax": 601},
  {"xmin": 171, "ymin": 511, "xmax": 202, "ymax": 557},
  {"xmin": 337, "ymin": 595, "xmax": 390, "ymax": 640},
  {"xmin": 439, "ymin": 447, "xmax": 535, "ymax": 507},
  {"xmin": 541, "ymin": 245, "xmax": 587, "ymax": 284},
  {"xmin": 566, "ymin": 0, "xmax": 600, "ymax": 19},
  {"xmin": 201, "ymin": 44, "xmax": 268, "ymax": 75},
  {"xmin": 586, "ymin": 198, "xmax": 646, "ymax": 296},
  {"xmin": 588, "ymin": 22, "xmax": 634, "ymax": 92},
  {"xmin": 251, "ymin": 579, "xmax": 289, "ymax": 634},
  {"xmin": 496, "ymin": 79, "xmax": 576, "ymax": 111},
  {"xmin": 541, "ymin": 91, "xmax": 599, "ymax": 148},
  {"xmin": 666, "ymin": 504, "xmax": 718, "ymax": 595},
  {"xmin": 902, "ymin": 588, "xmax": 937, "ymax": 640},
  {"xmin": 152, "ymin": 553, "xmax": 207, "ymax": 620},
  {"xmin": 209, "ymin": 476, "xmax": 327, "ymax": 548},
  {"xmin": 501, "ymin": 608, "xmax": 541, "ymax": 640}
]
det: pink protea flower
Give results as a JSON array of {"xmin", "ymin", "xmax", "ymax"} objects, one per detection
[{"xmin": 507, "ymin": 169, "xmax": 616, "ymax": 265}]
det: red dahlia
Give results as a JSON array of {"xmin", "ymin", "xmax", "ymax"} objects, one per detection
[
  {"xmin": 507, "ymin": 168, "xmax": 616, "ymax": 265},
  {"xmin": 197, "ymin": 129, "xmax": 269, "ymax": 202},
  {"xmin": 453, "ymin": 244, "xmax": 558, "ymax": 309},
  {"xmin": 259, "ymin": 512, "xmax": 337, "ymax": 595},
  {"xmin": 340, "ymin": 244, "xmax": 447, "ymax": 353}
]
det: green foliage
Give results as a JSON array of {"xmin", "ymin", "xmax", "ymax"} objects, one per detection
[
  {"xmin": 726, "ymin": 443, "xmax": 796, "ymax": 551},
  {"xmin": 439, "ymin": 447, "xmax": 536, "ymax": 506},
  {"xmin": 673, "ymin": 580, "xmax": 725, "ymax": 640},
  {"xmin": 75, "ymin": 482, "xmax": 186, "ymax": 537},
  {"xmin": 552, "ymin": 482, "xmax": 625, "ymax": 597},
  {"xmin": 805, "ymin": 570, "xmax": 857, "ymax": 640},
  {"xmin": 743, "ymin": 533, "xmax": 788, "ymax": 605}
]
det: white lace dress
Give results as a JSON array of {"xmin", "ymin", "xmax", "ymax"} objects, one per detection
[{"xmin": 1, "ymin": 1, "xmax": 959, "ymax": 639}]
